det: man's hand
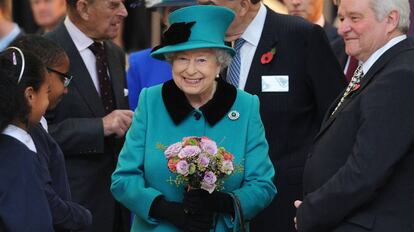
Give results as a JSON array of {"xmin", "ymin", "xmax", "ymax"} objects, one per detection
[
  {"xmin": 102, "ymin": 110, "xmax": 133, "ymax": 137},
  {"xmin": 294, "ymin": 200, "xmax": 302, "ymax": 230}
]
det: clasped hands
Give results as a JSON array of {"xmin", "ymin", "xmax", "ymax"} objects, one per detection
[{"xmin": 151, "ymin": 189, "xmax": 233, "ymax": 232}]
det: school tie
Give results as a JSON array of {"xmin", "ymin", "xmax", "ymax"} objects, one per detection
[
  {"xmin": 227, "ymin": 38, "xmax": 245, "ymax": 87},
  {"xmin": 331, "ymin": 63, "xmax": 363, "ymax": 116},
  {"xmin": 89, "ymin": 42, "xmax": 115, "ymax": 114}
]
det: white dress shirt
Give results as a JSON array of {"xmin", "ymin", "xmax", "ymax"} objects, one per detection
[
  {"xmin": 2, "ymin": 124, "xmax": 37, "ymax": 153},
  {"xmin": 64, "ymin": 17, "xmax": 103, "ymax": 95},
  {"xmin": 0, "ymin": 24, "xmax": 21, "ymax": 52},
  {"xmin": 40, "ymin": 116, "xmax": 48, "ymax": 132},
  {"xmin": 233, "ymin": 3, "xmax": 267, "ymax": 90}
]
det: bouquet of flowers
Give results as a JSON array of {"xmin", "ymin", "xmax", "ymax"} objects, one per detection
[{"xmin": 164, "ymin": 136, "xmax": 236, "ymax": 193}]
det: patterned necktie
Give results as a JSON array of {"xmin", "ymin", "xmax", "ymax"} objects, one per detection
[
  {"xmin": 89, "ymin": 42, "xmax": 115, "ymax": 114},
  {"xmin": 331, "ymin": 63, "xmax": 363, "ymax": 116},
  {"xmin": 227, "ymin": 38, "xmax": 245, "ymax": 87}
]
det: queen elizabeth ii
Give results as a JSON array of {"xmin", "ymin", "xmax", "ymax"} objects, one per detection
[{"xmin": 111, "ymin": 5, "xmax": 276, "ymax": 232}]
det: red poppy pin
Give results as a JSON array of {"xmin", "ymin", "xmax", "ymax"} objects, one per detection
[
  {"xmin": 261, "ymin": 47, "xmax": 276, "ymax": 65},
  {"xmin": 351, "ymin": 83, "xmax": 361, "ymax": 93}
]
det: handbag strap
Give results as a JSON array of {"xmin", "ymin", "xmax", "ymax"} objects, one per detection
[{"xmin": 229, "ymin": 192, "xmax": 245, "ymax": 232}]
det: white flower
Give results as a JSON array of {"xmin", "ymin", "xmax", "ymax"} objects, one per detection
[{"xmin": 220, "ymin": 160, "xmax": 234, "ymax": 175}]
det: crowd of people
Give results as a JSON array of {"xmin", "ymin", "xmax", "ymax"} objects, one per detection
[{"xmin": 1, "ymin": 0, "xmax": 414, "ymax": 231}]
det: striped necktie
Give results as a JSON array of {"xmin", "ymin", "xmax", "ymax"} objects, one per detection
[{"xmin": 227, "ymin": 38, "xmax": 245, "ymax": 87}]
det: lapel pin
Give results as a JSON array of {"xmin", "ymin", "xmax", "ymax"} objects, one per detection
[{"xmin": 228, "ymin": 110, "xmax": 240, "ymax": 120}]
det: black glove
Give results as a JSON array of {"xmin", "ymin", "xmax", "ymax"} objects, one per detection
[
  {"xmin": 184, "ymin": 189, "xmax": 234, "ymax": 216},
  {"xmin": 149, "ymin": 196, "xmax": 213, "ymax": 232}
]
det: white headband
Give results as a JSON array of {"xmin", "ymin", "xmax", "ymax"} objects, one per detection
[{"xmin": 6, "ymin": 46, "xmax": 25, "ymax": 84}]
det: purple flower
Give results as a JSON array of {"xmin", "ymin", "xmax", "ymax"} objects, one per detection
[
  {"xmin": 203, "ymin": 171, "xmax": 217, "ymax": 185},
  {"xmin": 201, "ymin": 171, "xmax": 217, "ymax": 193},
  {"xmin": 197, "ymin": 154, "xmax": 210, "ymax": 168},
  {"xmin": 201, "ymin": 181, "xmax": 216, "ymax": 193},
  {"xmin": 200, "ymin": 138, "xmax": 218, "ymax": 155},
  {"xmin": 178, "ymin": 145, "xmax": 201, "ymax": 159},
  {"xmin": 164, "ymin": 142, "xmax": 182, "ymax": 158},
  {"xmin": 220, "ymin": 160, "xmax": 234, "ymax": 175},
  {"xmin": 176, "ymin": 160, "xmax": 189, "ymax": 176}
]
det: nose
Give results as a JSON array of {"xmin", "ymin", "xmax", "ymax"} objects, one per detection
[
  {"xmin": 118, "ymin": 2, "xmax": 128, "ymax": 17},
  {"xmin": 337, "ymin": 19, "xmax": 351, "ymax": 36},
  {"xmin": 291, "ymin": 0, "xmax": 302, "ymax": 5},
  {"xmin": 185, "ymin": 60, "xmax": 198, "ymax": 75}
]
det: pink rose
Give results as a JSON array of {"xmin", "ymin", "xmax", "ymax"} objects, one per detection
[
  {"xmin": 164, "ymin": 142, "xmax": 182, "ymax": 158},
  {"xmin": 176, "ymin": 160, "xmax": 189, "ymax": 176},
  {"xmin": 200, "ymin": 138, "xmax": 217, "ymax": 155},
  {"xmin": 178, "ymin": 145, "xmax": 201, "ymax": 158}
]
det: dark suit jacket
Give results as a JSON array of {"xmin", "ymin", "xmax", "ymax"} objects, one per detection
[
  {"xmin": 297, "ymin": 38, "xmax": 414, "ymax": 232},
  {"xmin": 45, "ymin": 23, "xmax": 130, "ymax": 232},
  {"xmin": 324, "ymin": 22, "xmax": 347, "ymax": 69},
  {"xmin": 0, "ymin": 135, "xmax": 54, "ymax": 232},
  {"xmin": 232, "ymin": 8, "xmax": 346, "ymax": 232},
  {"xmin": 30, "ymin": 124, "xmax": 92, "ymax": 232}
]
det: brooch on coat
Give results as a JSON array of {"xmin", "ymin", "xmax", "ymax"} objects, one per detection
[{"xmin": 228, "ymin": 110, "xmax": 240, "ymax": 120}]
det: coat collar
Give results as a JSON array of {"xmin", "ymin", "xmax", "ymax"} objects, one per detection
[{"xmin": 162, "ymin": 79, "xmax": 237, "ymax": 126}]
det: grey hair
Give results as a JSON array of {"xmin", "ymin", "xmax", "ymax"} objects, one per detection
[
  {"xmin": 370, "ymin": 0, "xmax": 410, "ymax": 33},
  {"xmin": 164, "ymin": 48, "xmax": 233, "ymax": 71},
  {"xmin": 337, "ymin": 0, "xmax": 410, "ymax": 33}
]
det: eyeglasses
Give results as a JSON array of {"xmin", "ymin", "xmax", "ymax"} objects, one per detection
[{"xmin": 47, "ymin": 67, "xmax": 73, "ymax": 87}]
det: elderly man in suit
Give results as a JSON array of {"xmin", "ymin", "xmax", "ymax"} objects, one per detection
[
  {"xmin": 196, "ymin": 0, "xmax": 346, "ymax": 231},
  {"xmin": 45, "ymin": 0, "xmax": 133, "ymax": 231},
  {"xmin": 295, "ymin": 0, "xmax": 414, "ymax": 231}
]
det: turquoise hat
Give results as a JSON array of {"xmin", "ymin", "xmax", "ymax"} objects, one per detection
[{"xmin": 151, "ymin": 5, "xmax": 235, "ymax": 59}]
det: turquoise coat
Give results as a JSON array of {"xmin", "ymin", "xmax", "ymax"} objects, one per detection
[{"xmin": 111, "ymin": 80, "xmax": 276, "ymax": 232}]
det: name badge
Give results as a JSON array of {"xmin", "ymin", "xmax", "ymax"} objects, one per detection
[{"xmin": 261, "ymin": 75, "xmax": 289, "ymax": 92}]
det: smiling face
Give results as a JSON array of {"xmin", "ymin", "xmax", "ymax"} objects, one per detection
[
  {"xmin": 80, "ymin": 0, "xmax": 128, "ymax": 40},
  {"xmin": 171, "ymin": 48, "xmax": 221, "ymax": 107},
  {"xmin": 337, "ymin": 0, "xmax": 393, "ymax": 61}
]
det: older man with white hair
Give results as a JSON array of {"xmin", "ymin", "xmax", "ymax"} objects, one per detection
[{"xmin": 294, "ymin": 0, "xmax": 414, "ymax": 231}]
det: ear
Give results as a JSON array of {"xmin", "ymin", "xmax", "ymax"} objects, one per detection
[
  {"xmin": 24, "ymin": 87, "xmax": 35, "ymax": 105},
  {"xmin": 76, "ymin": 0, "xmax": 91, "ymax": 20},
  {"xmin": 216, "ymin": 64, "xmax": 222, "ymax": 78},
  {"xmin": 238, "ymin": 0, "xmax": 251, "ymax": 17},
  {"xmin": 386, "ymin": 10, "xmax": 400, "ymax": 33}
]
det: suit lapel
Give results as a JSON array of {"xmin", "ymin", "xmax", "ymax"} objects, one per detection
[
  {"xmin": 314, "ymin": 38, "xmax": 413, "ymax": 140},
  {"xmin": 104, "ymin": 42, "xmax": 125, "ymax": 109},
  {"xmin": 54, "ymin": 24, "xmax": 105, "ymax": 116},
  {"xmin": 245, "ymin": 7, "xmax": 279, "ymax": 93}
]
